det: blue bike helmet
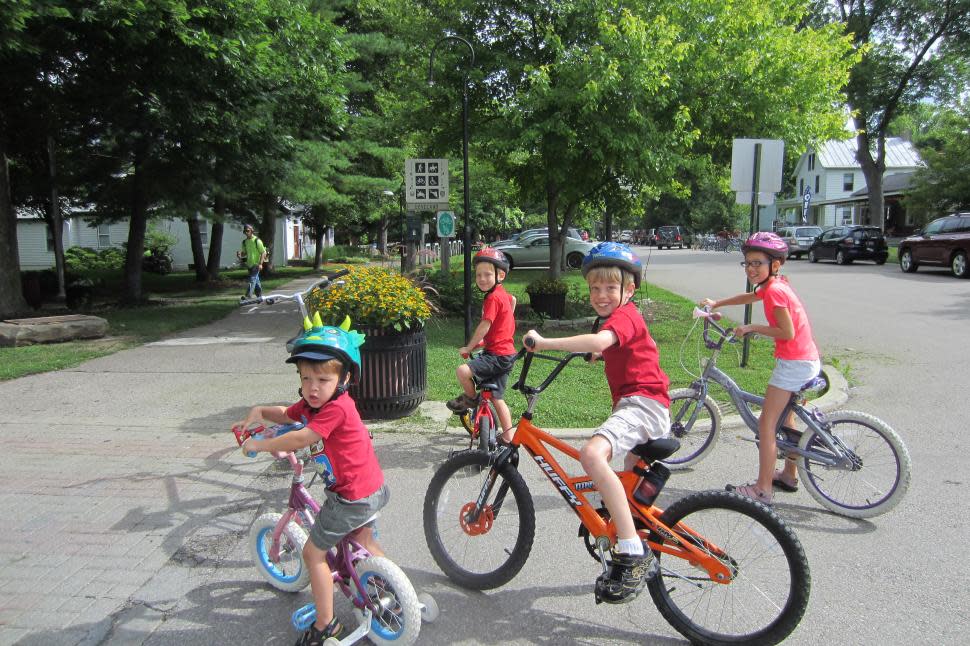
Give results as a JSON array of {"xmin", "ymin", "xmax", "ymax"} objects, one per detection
[
  {"xmin": 581, "ymin": 242, "xmax": 643, "ymax": 288},
  {"xmin": 286, "ymin": 313, "xmax": 365, "ymax": 385}
]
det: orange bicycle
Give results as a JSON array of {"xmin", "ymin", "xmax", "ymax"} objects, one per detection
[{"xmin": 424, "ymin": 345, "xmax": 811, "ymax": 645}]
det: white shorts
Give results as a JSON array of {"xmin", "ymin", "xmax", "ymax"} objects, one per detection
[
  {"xmin": 768, "ymin": 359, "xmax": 822, "ymax": 392},
  {"xmin": 594, "ymin": 395, "xmax": 670, "ymax": 460}
]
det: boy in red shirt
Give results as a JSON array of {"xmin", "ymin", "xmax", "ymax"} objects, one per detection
[
  {"xmin": 446, "ymin": 247, "xmax": 518, "ymax": 442},
  {"xmin": 238, "ymin": 317, "xmax": 387, "ymax": 646},
  {"xmin": 524, "ymin": 242, "xmax": 670, "ymax": 604}
]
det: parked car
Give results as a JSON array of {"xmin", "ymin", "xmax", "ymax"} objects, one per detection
[
  {"xmin": 618, "ymin": 230, "xmax": 633, "ymax": 243},
  {"xmin": 492, "ymin": 227, "xmax": 582, "ymax": 247},
  {"xmin": 777, "ymin": 225, "xmax": 823, "ymax": 259},
  {"xmin": 656, "ymin": 225, "xmax": 690, "ymax": 249},
  {"xmin": 498, "ymin": 235, "xmax": 596, "ymax": 269},
  {"xmin": 807, "ymin": 225, "xmax": 888, "ymax": 265},
  {"xmin": 898, "ymin": 212, "xmax": 970, "ymax": 278}
]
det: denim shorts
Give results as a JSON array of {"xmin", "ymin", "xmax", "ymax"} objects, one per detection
[
  {"xmin": 308, "ymin": 484, "xmax": 389, "ymax": 552},
  {"xmin": 594, "ymin": 395, "xmax": 670, "ymax": 460},
  {"xmin": 768, "ymin": 359, "xmax": 822, "ymax": 392},
  {"xmin": 468, "ymin": 352, "xmax": 516, "ymax": 399}
]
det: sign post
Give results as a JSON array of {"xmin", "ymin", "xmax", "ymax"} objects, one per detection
[
  {"xmin": 436, "ymin": 210, "xmax": 455, "ymax": 271},
  {"xmin": 731, "ymin": 138, "xmax": 784, "ymax": 366}
]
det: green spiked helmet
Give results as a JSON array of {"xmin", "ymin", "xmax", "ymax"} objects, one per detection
[{"xmin": 286, "ymin": 313, "xmax": 365, "ymax": 385}]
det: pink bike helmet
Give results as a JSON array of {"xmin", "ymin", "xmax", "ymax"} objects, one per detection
[{"xmin": 742, "ymin": 231, "xmax": 788, "ymax": 263}]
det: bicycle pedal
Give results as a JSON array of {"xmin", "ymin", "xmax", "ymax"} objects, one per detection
[{"xmin": 291, "ymin": 603, "xmax": 317, "ymax": 631}]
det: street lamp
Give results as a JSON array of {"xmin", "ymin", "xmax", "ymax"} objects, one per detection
[{"xmin": 429, "ymin": 35, "xmax": 475, "ymax": 343}]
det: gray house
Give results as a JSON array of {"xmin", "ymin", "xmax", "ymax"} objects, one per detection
[{"xmin": 775, "ymin": 137, "xmax": 922, "ymax": 231}]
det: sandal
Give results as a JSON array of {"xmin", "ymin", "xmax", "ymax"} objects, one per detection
[
  {"xmin": 725, "ymin": 482, "xmax": 772, "ymax": 505},
  {"xmin": 772, "ymin": 470, "xmax": 799, "ymax": 492}
]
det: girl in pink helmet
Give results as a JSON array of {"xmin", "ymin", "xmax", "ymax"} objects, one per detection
[{"xmin": 699, "ymin": 231, "xmax": 820, "ymax": 505}]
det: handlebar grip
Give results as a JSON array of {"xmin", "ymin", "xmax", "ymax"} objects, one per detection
[
  {"xmin": 460, "ymin": 352, "xmax": 470, "ymax": 359},
  {"xmin": 524, "ymin": 336, "xmax": 536, "ymax": 349}
]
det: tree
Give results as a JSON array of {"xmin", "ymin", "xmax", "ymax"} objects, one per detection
[
  {"xmin": 906, "ymin": 101, "xmax": 970, "ymax": 221},
  {"xmin": 831, "ymin": 0, "xmax": 970, "ymax": 230}
]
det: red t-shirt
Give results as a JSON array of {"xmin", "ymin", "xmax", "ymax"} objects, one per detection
[
  {"xmin": 757, "ymin": 278, "xmax": 819, "ymax": 361},
  {"xmin": 481, "ymin": 285, "xmax": 516, "ymax": 356},
  {"xmin": 600, "ymin": 302, "xmax": 670, "ymax": 407},
  {"xmin": 285, "ymin": 395, "xmax": 384, "ymax": 501}
]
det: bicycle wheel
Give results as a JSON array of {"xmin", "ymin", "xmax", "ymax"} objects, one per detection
[
  {"xmin": 477, "ymin": 403, "xmax": 498, "ymax": 452},
  {"xmin": 663, "ymin": 388, "xmax": 722, "ymax": 468},
  {"xmin": 797, "ymin": 410, "xmax": 911, "ymax": 518},
  {"xmin": 645, "ymin": 490, "xmax": 810, "ymax": 646},
  {"xmin": 249, "ymin": 512, "xmax": 310, "ymax": 592},
  {"xmin": 423, "ymin": 450, "xmax": 535, "ymax": 589},
  {"xmin": 352, "ymin": 556, "xmax": 421, "ymax": 646}
]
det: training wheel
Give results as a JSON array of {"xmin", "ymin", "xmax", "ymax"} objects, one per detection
[
  {"xmin": 418, "ymin": 592, "xmax": 439, "ymax": 623},
  {"xmin": 323, "ymin": 638, "xmax": 340, "ymax": 646},
  {"xmin": 459, "ymin": 502, "xmax": 494, "ymax": 536}
]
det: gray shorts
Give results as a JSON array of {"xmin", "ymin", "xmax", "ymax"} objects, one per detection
[
  {"xmin": 768, "ymin": 359, "xmax": 821, "ymax": 392},
  {"xmin": 468, "ymin": 352, "xmax": 516, "ymax": 399},
  {"xmin": 594, "ymin": 395, "xmax": 670, "ymax": 460},
  {"xmin": 308, "ymin": 484, "xmax": 389, "ymax": 552}
]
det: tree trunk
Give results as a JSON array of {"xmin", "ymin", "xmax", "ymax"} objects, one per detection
[
  {"xmin": 0, "ymin": 131, "xmax": 28, "ymax": 318},
  {"xmin": 122, "ymin": 146, "xmax": 150, "ymax": 304},
  {"xmin": 546, "ymin": 182, "xmax": 562, "ymax": 279},
  {"xmin": 206, "ymin": 194, "xmax": 226, "ymax": 279},
  {"xmin": 378, "ymin": 214, "xmax": 388, "ymax": 255},
  {"xmin": 259, "ymin": 194, "xmax": 276, "ymax": 273},
  {"xmin": 855, "ymin": 130, "xmax": 886, "ymax": 230},
  {"xmin": 187, "ymin": 213, "xmax": 208, "ymax": 282},
  {"xmin": 313, "ymin": 228, "xmax": 325, "ymax": 270},
  {"xmin": 46, "ymin": 135, "xmax": 66, "ymax": 301}
]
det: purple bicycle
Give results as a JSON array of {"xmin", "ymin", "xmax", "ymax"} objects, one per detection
[{"xmin": 233, "ymin": 422, "xmax": 437, "ymax": 645}]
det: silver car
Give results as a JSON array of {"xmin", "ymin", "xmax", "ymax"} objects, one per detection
[
  {"xmin": 778, "ymin": 225, "xmax": 823, "ymax": 259},
  {"xmin": 499, "ymin": 235, "xmax": 595, "ymax": 269}
]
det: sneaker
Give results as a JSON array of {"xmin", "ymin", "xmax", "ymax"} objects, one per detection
[
  {"xmin": 295, "ymin": 618, "xmax": 343, "ymax": 646},
  {"xmin": 594, "ymin": 551, "xmax": 651, "ymax": 604},
  {"xmin": 446, "ymin": 392, "xmax": 479, "ymax": 413}
]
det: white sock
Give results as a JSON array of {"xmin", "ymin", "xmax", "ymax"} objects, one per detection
[{"xmin": 617, "ymin": 538, "xmax": 644, "ymax": 556}]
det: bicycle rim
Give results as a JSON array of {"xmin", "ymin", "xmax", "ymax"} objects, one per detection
[
  {"xmin": 644, "ymin": 490, "xmax": 810, "ymax": 645},
  {"xmin": 664, "ymin": 389, "xmax": 720, "ymax": 468},
  {"xmin": 798, "ymin": 412, "xmax": 910, "ymax": 517}
]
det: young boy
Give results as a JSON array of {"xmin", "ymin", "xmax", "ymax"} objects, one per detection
[
  {"xmin": 238, "ymin": 316, "xmax": 388, "ymax": 646},
  {"xmin": 523, "ymin": 242, "xmax": 670, "ymax": 604},
  {"xmin": 446, "ymin": 247, "xmax": 518, "ymax": 442}
]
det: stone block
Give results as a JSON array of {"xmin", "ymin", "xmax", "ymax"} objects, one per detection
[{"xmin": 0, "ymin": 314, "xmax": 108, "ymax": 347}]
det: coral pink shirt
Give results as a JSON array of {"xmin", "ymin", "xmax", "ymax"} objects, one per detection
[
  {"xmin": 600, "ymin": 302, "xmax": 670, "ymax": 408},
  {"xmin": 757, "ymin": 278, "xmax": 819, "ymax": 361},
  {"xmin": 286, "ymin": 395, "xmax": 384, "ymax": 501},
  {"xmin": 481, "ymin": 285, "xmax": 516, "ymax": 356}
]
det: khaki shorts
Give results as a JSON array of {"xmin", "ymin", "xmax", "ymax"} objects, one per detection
[
  {"xmin": 309, "ymin": 484, "xmax": 389, "ymax": 552},
  {"xmin": 594, "ymin": 395, "xmax": 670, "ymax": 459}
]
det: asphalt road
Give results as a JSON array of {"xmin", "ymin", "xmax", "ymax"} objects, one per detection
[{"xmin": 0, "ymin": 255, "xmax": 966, "ymax": 646}]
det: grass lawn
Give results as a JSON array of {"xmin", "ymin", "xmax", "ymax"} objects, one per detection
[{"xmin": 4, "ymin": 263, "xmax": 777, "ymax": 427}]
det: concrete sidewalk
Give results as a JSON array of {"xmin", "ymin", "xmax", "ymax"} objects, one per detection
[{"xmin": 0, "ymin": 276, "xmax": 847, "ymax": 645}]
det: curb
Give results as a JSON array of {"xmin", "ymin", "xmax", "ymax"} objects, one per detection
[{"xmin": 387, "ymin": 363, "xmax": 850, "ymax": 442}]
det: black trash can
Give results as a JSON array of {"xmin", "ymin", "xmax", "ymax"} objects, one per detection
[
  {"xmin": 530, "ymin": 292, "xmax": 566, "ymax": 319},
  {"xmin": 351, "ymin": 326, "xmax": 427, "ymax": 420}
]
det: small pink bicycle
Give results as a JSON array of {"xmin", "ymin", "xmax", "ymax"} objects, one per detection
[{"xmin": 232, "ymin": 419, "xmax": 437, "ymax": 645}]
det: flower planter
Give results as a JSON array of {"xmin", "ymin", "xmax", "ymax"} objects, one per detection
[
  {"xmin": 529, "ymin": 292, "xmax": 566, "ymax": 319},
  {"xmin": 350, "ymin": 326, "xmax": 427, "ymax": 420}
]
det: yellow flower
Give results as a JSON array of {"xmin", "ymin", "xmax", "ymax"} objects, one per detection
[{"xmin": 307, "ymin": 267, "xmax": 431, "ymax": 330}]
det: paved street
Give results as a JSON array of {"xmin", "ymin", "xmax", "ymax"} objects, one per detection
[{"xmin": 0, "ymin": 256, "xmax": 966, "ymax": 645}]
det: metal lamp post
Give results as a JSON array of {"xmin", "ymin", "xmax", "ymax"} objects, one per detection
[{"xmin": 429, "ymin": 35, "xmax": 475, "ymax": 343}]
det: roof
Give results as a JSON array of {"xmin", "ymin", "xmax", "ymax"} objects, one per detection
[
  {"xmin": 814, "ymin": 137, "xmax": 922, "ymax": 170},
  {"xmin": 850, "ymin": 171, "xmax": 916, "ymax": 197}
]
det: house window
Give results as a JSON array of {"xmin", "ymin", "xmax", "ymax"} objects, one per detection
[
  {"xmin": 841, "ymin": 208, "xmax": 852, "ymax": 225},
  {"xmin": 97, "ymin": 224, "xmax": 110, "ymax": 248},
  {"xmin": 808, "ymin": 153, "xmax": 815, "ymax": 171},
  {"xmin": 815, "ymin": 175, "xmax": 820, "ymax": 193},
  {"xmin": 199, "ymin": 221, "xmax": 208, "ymax": 246},
  {"xmin": 799, "ymin": 178, "xmax": 804, "ymax": 196},
  {"xmin": 843, "ymin": 173, "xmax": 854, "ymax": 192}
]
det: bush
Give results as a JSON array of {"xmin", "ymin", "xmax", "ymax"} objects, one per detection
[
  {"xmin": 420, "ymin": 269, "xmax": 484, "ymax": 316},
  {"xmin": 321, "ymin": 245, "xmax": 369, "ymax": 263},
  {"xmin": 64, "ymin": 246, "xmax": 125, "ymax": 274},
  {"xmin": 526, "ymin": 276, "xmax": 568, "ymax": 296}
]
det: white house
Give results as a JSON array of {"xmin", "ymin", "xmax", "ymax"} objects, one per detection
[
  {"xmin": 774, "ymin": 137, "xmax": 922, "ymax": 231},
  {"xmin": 15, "ymin": 210, "xmax": 323, "ymax": 271}
]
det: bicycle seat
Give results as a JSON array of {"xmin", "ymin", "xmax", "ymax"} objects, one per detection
[
  {"xmin": 798, "ymin": 374, "xmax": 827, "ymax": 393},
  {"xmin": 630, "ymin": 437, "xmax": 681, "ymax": 462}
]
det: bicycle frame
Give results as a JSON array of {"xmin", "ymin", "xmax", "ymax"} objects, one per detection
[
  {"xmin": 686, "ymin": 310, "xmax": 855, "ymax": 469},
  {"xmin": 483, "ymin": 350, "xmax": 735, "ymax": 584}
]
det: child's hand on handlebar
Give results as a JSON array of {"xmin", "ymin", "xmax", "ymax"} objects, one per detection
[
  {"xmin": 731, "ymin": 324, "xmax": 750, "ymax": 338},
  {"xmin": 523, "ymin": 330, "xmax": 543, "ymax": 351},
  {"xmin": 698, "ymin": 298, "xmax": 716, "ymax": 309}
]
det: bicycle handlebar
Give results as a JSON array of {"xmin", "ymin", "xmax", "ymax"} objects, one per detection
[
  {"xmin": 693, "ymin": 306, "xmax": 739, "ymax": 349},
  {"xmin": 232, "ymin": 421, "xmax": 306, "ymax": 457},
  {"xmin": 238, "ymin": 269, "xmax": 350, "ymax": 309},
  {"xmin": 514, "ymin": 341, "xmax": 587, "ymax": 396}
]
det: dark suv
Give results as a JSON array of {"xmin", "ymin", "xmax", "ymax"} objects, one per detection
[
  {"xmin": 898, "ymin": 213, "xmax": 970, "ymax": 278},
  {"xmin": 656, "ymin": 225, "xmax": 690, "ymax": 249},
  {"xmin": 807, "ymin": 225, "xmax": 888, "ymax": 265}
]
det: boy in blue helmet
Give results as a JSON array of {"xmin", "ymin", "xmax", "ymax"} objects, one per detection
[
  {"xmin": 237, "ymin": 315, "xmax": 387, "ymax": 646},
  {"xmin": 523, "ymin": 242, "xmax": 670, "ymax": 604}
]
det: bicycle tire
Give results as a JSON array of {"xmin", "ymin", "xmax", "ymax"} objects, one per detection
[
  {"xmin": 423, "ymin": 450, "xmax": 535, "ymax": 589},
  {"xmin": 796, "ymin": 410, "xmax": 911, "ymax": 518},
  {"xmin": 662, "ymin": 388, "xmax": 722, "ymax": 468},
  {"xmin": 352, "ymin": 556, "xmax": 422, "ymax": 646},
  {"xmin": 477, "ymin": 403, "xmax": 498, "ymax": 452},
  {"xmin": 645, "ymin": 490, "xmax": 810, "ymax": 645},
  {"xmin": 249, "ymin": 512, "xmax": 310, "ymax": 592}
]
